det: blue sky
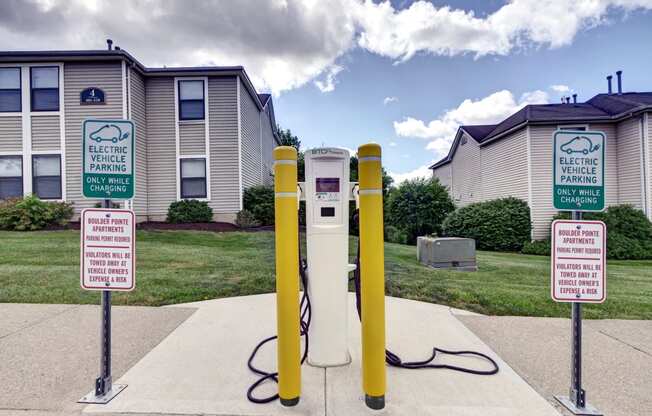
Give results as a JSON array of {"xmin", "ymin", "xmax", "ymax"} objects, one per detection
[
  {"xmin": 274, "ymin": 2, "xmax": 652, "ymax": 181},
  {"xmin": 2, "ymin": 0, "xmax": 652, "ymax": 181}
]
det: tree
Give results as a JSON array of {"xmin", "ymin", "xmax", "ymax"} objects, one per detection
[
  {"xmin": 387, "ymin": 177, "xmax": 455, "ymax": 244},
  {"xmin": 349, "ymin": 155, "xmax": 393, "ymax": 197},
  {"xmin": 277, "ymin": 126, "xmax": 301, "ymax": 150}
]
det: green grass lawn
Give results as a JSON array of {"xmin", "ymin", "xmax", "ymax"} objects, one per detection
[{"xmin": 1, "ymin": 230, "xmax": 651, "ymax": 319}]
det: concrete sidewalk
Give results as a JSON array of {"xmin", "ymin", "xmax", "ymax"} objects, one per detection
[
  {"xmin": 83, "ymin": 294, "xmax": 560, "ymax": 416},
  {"xmin": 459, "ymin": 315, "xmax": 652, "ymax": 416},
  {"xmin": 0, "ymin": 303, "xmax": 196, "ymax": 416}
]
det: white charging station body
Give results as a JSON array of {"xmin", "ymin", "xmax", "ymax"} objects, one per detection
[{"xmin": 303, "ymin": 147, "xmax": 353, "ymax": 367}]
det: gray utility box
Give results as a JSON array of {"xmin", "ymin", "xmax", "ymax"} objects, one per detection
[{"xmin": 417, "ymin": 237, "xmax": 477, "ymax": 271}]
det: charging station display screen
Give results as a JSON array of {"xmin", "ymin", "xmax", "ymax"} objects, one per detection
[{"xmin": 316, "ymin": 178, "xmax": 340, "ymax": 193}]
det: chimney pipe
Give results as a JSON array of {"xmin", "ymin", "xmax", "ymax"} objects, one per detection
[
  {"xmin": 607, "ymin": 75, "xmax": 613, "ymax": 94},
  {"xmin": 572, "ymin": 94, "xmax": 577, "ymax": 104},
  {"xmin": 115, "ymin": 46, "xmax": 121, "ymax": 51},
  {"xmin": 566, "ymin": 96, "xmax": 571, "ymax": 104},
  {"xmin": 106, "ymin": 39, "xmax": 113, "ymax": 50},
  {"xmin": 616, "ymin": 70, "xmax": 622, "ymax": 94}
]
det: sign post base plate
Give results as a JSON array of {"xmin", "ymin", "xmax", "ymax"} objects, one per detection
[
  {"xmin": 555, "ymin": 395, "xmax": 602, "ymax": 415},
  {"xmin": 78, "ymin": 384, "xmax": 127, "ymax": 404}
]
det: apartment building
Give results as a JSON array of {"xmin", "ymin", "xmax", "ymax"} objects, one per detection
[
  {"xmin": 431, "ymin": 72, "xmax": 652, "ymax": 239},
  {"xmin": 0, "ymin": 41, "xmax": 279, "ymax": 222}
]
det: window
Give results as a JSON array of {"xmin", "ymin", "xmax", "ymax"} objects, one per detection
[
  {"xmin": 31, "ymin": 67, "xmax": 59, "ymax": 111},
  {"xmin": 559, "ymin": 125, "xmax": 587, "ymax": 131},
  {"xmin": 32, "ymin": 155, "xmax": 61, "ymax": 199},
  {"xmin": 178, "ymin": 80, "xmax": 204, "ymax": 120},
  {"xmin": 0, "ymin": 68, "xmax": 21, "ymax": 112},
  {"xmin": 180, "ymin": 158, "xmax": 207, "ymax": 198},
  {"xmin": 0, "ymin": 156, "xmax": 23, "ymax": 199}
]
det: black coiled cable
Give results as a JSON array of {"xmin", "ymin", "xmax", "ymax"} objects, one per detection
[
  {"xmin": 246, "ymin": 227, "xmax": 311, "ymax": 403},
  {"xmin": 247, "ymin": 212, "xmax": 499, "ymax": 404},
  {"xmin": 351, "ymin": 211, "xmax": 499, "ymax": 375}
]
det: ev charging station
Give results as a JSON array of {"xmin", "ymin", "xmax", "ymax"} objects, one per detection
[
  {"xmin": 247, "ymin": 143, "xmax": 499, "ymax": 411},
  {"xmin": 302, "ymin": 148, "xmax": 355, "ymax": 367}
]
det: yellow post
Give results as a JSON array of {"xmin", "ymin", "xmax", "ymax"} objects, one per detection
[
  {"xmin": 273, "ymin": 146, "xmax": 301, "ymax": 406},
  {"xmin": 357, "ymin": 143, "xmax": 386, "ymax": 410}
]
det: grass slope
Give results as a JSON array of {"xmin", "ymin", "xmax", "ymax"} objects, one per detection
[{"xmin": 1, "ymin": 230, "xmax": 651, "ymax": 319}]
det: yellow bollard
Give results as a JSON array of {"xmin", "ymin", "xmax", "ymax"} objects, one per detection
[
  {"xmin": 357, "ymin": 143, "xmax": 386, "ymax": 410},
  {"xmin": 273, "ymin": 146, "xmax": 301, "ymax": 406}
]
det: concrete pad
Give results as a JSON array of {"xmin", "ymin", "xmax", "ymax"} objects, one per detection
[
  {"xmin": 586, "ymin": 319, "xmax": 652, "ymax": 356},
  {"xmin": 85, "ymin": 294, "xmax": 559, "ymax": 416},
  {"xmin": 0, "ymin": 303, "xmax": 195, "ymax": 414},
  {"xmin": 326, "ymin": 296, "xmax": 559, "ymax": 416},
  {"xmin": 459, "ymin": 316, "xmax": 652, "ymax": 416},
  {"xmin": 0, "ymin": 303, "xmax": 75, "ymax": 338},
  {"xmin": 84, "ymin": 294, "xmax": 325, "ymax": 416}
]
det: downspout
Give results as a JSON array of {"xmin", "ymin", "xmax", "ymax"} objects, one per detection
[{"xmin": 642, "ymin": 113, "xmax": 650, "ymax": 219}]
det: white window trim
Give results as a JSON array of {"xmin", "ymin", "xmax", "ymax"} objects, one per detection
[
  {"xmin": 1, "ymin": 62, "xmax": 65, "ymax": 199},
  {"xmin": 178, "ymin": 155, "xmax": 210, "ymax": 201},
  {"xmin": 174, "ymin": 76, "xmax": 211, "ymax": 201}
]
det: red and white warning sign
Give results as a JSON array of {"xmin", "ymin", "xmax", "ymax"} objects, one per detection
[
  {"xmin": 551, "ymin": 220, "xmax": 606, "ymax": 303},
  {"xmin": 80, "ymin": 208, "xmax": 135, "ymax": 291}
]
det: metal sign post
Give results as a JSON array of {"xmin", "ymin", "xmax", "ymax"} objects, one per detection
[
  {"xmin": 554, "ymin": 212, "xmax": 602, "ymax": 415},
  {"xmin": 79, "ymin": 119, "xmax": 136, "ymax": 405},
  {"xmin": 552, "ymin": 129, "xmax": 606, "ymax": 415}
]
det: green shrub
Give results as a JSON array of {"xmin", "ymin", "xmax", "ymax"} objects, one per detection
[
  {"xmin": 384, "ymin": 225, "xmax": 408, "ymax": 245},
  {"xmin": 386, "ymin": 177, "xmax": 455, "ymax": 244},
  {"xmin": 236, "ymin": 210, "xmax": 260, "ymax": 228},
  {"xmin": 521, "ymin": 240, "xmax": 551, "ymax": 256},
  {"xmin": 243, "ymin": 185, "xmax": 275, "ymax": 226},
  {"xmin": 555, "ymin": 205, "xmax": 652, "ymax": 260},
  {"xmin": 0, "ymin": 195, "xmax": 73, "ymax": 231},
  {"xmin": 166, "ymin": 200, "xmax": 213, "ymax": 223},
  {"xmin": 443, "ymin": 197, "xmax": 531, "ymax": 251}
]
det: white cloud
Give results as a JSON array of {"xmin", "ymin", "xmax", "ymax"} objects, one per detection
[
  {"xmin": 388, "ymin": 141, "xmax": 397, "ymax": 147},
  {"xmin": 550, "ymin": 84, "xmax": 571, "ymax": 93},
  {"xmin": 355, "ymin": 0, "xmax": 652, "ymax": 62},
  {"xmin": 394, "ymin": 89, "xmax": 549, "ymax": 158},
  {"xmin": 383, "ymin": 96, "xmax": 398, "ymax": 105},
  {"xmin": 0, "ymin": 1, "xmax": 650, "ymax": 95},
  {"xmin": 314, "ymin": 64, "xmax": 344, "ymax": 92},
  {"xmin": 389, "ymin": 164, "xmax": 434, "ymax": 184}
]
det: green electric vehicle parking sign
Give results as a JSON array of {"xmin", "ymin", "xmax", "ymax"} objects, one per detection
[
  {"xmin": 553, "ymin": 130, "xmax": 605, "ymax": 211},
  {"xmin": 82, "ymin": 119, "xmax": 135, "ymax": 199}
]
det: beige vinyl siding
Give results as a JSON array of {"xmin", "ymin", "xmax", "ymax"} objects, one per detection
[
  {"xmin": 615, "ymin": 117, "xmax": 643, "ymax": 208},
  {"xmin": 432, "ymin": 164, "xmax": 452, "ymax": 190},
  {"xmin": 260, "ymin": 106, "xmax": 276, "ymax": 186},
  {"xmin": 0, "ymin": 116, "xmax": 22, "ymax": 152},
  {"xmin": 240, "ymin": 80, "xmax": 262, "ymax": 188},
  {"xmin": 31, "ymin": 115, "xmax": 60, "ymax": 151},
  {"xmin": 450, "ymin": 133, "xmax": 481, "ymax": 206},
  {"xmin": 145, "ymin": 77, "xmax": 176, "ymax": 218},
  {"xmin": 130, "ymin": 69, "xmax": 148, "ymax": 217},
  {"xmin": 64, "ymin": 62, "xmax": 123, "ymax": 214},
  {"xmin": 481, "ymin": 127, "xmax": 529, "ymax": 202},
  {"xmin": 588, "ymin": 123, "xmax": 618, "ymax": 207},
  {"xmin": 179, "ymin": 122, "xmax": 206, "ymax": 155},
  {"xmin": 528, "ymin": 125, "xmax": 557, "ymax": 240},
  {"xmin": 208, "ymin": 76, "xmax": 240, "ymax": 212}
]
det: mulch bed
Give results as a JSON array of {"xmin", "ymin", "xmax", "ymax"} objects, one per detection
[{"xmin": 45, "ymin": 221, "xmax": 276, "ymax": 233}]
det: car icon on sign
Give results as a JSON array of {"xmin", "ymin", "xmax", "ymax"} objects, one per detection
[
  {"xmin": 89, "ymin": 124, "xmax": 130, "ymax": 144},
  {"xmin": 560, "ymin": 136, "xmax": 600, "ymax": 155}
]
